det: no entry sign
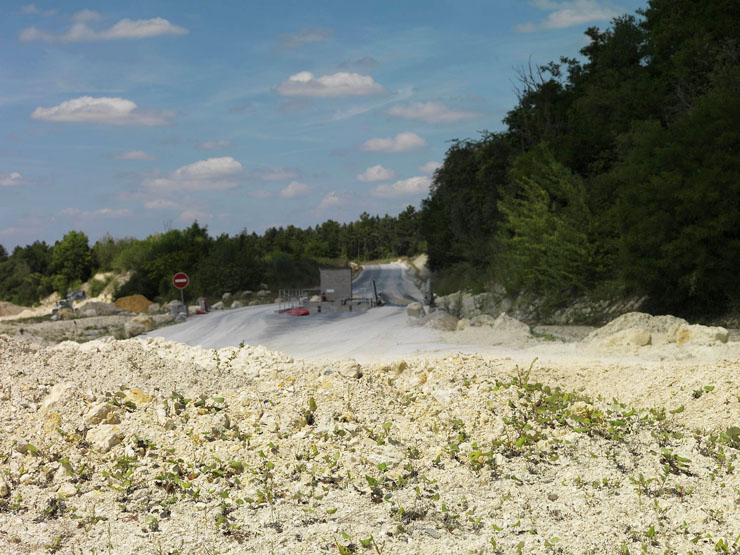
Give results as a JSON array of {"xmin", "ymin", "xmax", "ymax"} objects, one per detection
[{"xmin": 172, "ymin": 272, "xmax": 189, "ymax": 289}]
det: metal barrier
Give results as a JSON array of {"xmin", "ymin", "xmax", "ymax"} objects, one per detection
[{"xmin": 278, "ymin": 289, "xmax": 320, "ymax": 312}]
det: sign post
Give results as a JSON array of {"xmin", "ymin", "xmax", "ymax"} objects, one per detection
[{"xmin": 172, "ymin": 272, "xmax": 189, "ymax": 317}]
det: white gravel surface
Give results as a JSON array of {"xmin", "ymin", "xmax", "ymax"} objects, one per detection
[{"xmin": 2, "ymin": 265, "xmax": 740, "ymax": 554}]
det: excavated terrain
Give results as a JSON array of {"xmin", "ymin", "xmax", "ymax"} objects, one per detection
[{"xmin": 1, "ymin": 333, "xmax": 739, "ymax": 554}]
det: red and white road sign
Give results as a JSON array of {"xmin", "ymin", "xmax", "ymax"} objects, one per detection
[{"xmin": 172, "ymin": 272, "xmax": 189, "ymax": 289}]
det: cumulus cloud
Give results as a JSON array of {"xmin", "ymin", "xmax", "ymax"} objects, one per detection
[
  {"xmin": 145, "ymin": 157, "xmax": 243, "ymax": 191},
  {"xmin": 0, "ymin": 172, "xmax": 32, "ymax": 187},
  {"xmin": 319, "ymin": 192, "xmax": 343, "ymax": 209},
  {"xmin": 113, "ymin": 150, "xmax": 156, "ymax": 161},
  {"xmin": 72, "ymin": 9, "xmax": 102, "ymax": 22},
  {"xmin": 279, "ymin": 27, "xmax": 332, "ymax": 49},
  {"xmin": 387, "ymin": 101, "xmax": 483, "ymax": 124},
  {"xmin": 418, "ymin": 161, "xmax": 442, "ymax": 174},
  {"xmin": 280, "ymin": 181, "xmax": 310, "ymax": 198},
  {"xmin": 277, "ymin": 71, "xmax": 386, "ymax": 97},
  {"xmin": 19, "ymin": 16, "xmax": 188, "ymax": 42},
  {"xmin": 30, "ymin": 96, "xmax": 174, "ymax": 126},
  {"xmin": 252, "ymin": 167, "xmax": 298, "ymax": 181},
  {"xmin": 360, "ymin": 132, "xmax": 426, "ymax": 153},
  {"xmin": 357, "ymin": 165, "xmax": 395, "ymax": 182},
  {"xmin": 22, "ymin": 4, "xmax": 57, "ymax": 16},
  {"xmin": 373, "ymin": 176, "xmax": 432, "ymax": 198},
  {"xmin": 196, "ymin": 139, "xmax": 232, "ymax": 150},
  {"xmin": 58, "ymin": 207, "xmax": 131, "ymax": 218},
  {"xmin": 515, "ymin": 0, "xmax": 622, "ymax": 32}
]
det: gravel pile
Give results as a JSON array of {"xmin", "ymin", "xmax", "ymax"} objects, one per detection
[{"xmin": 1, "ymin": 334, "xmax": 739, "ymax": 554}]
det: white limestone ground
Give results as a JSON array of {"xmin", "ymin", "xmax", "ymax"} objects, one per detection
[{"xmin": 1, "ymin": 325, "xmax": 739, "ymax": 554}]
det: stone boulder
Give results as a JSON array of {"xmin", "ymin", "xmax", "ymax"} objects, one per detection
[
  {"xmin": 671, "ymin": 324, "xmax": 729, "ymax": 345},
  {"xmin": 222, "ymin": 292, "xmax": 232, "ymax": 301},
  {"xmin": 147, "ymin": 303, "xmax": 161, "ymax": 313},
  {"xmin": 231, "ymin": 300, "xmax": 244, "ymax": 308},
  {"xmin": 421, "ymin": 310, "xmax": 458, "ymax": 331},
  {"xmin": 211, "ymin": 301, "xmax": 224, "ymax": 310},
  {"xmin": 124, "ymin": 314, "xmax": 153, "ymax": 338},
  {"xmin": 470, "ymin": 314, "xmax": 496, "ymax": 327},
  {"xmin": 406, "ymin": 302, "xmax": 423, "ymax": 318},
  {"xmin": 79, "ymin": 302, "xmax": 117, "ymax": 316},
  {"xmin": 86, "ymin": 424, "xmax": 124, "ymax": 453},
  {"xmin": 84, "ymin": 402, "xmax": 120, "ymax": 426},
  {"xmin": 152, "ymin": 313, "xmax": 175, "ymax": 325},
  {"xmin": 599, "ymin": 328, "xmax": 652, "ymax": 348}
]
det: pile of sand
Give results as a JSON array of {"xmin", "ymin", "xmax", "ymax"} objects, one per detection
[
  {"xmin": 114, "ymin": 294, "xmax": 155, "ymax": 313},
  {"xmin": 0, "ymin": 301, "xmax": 24, "ymax": 317}
]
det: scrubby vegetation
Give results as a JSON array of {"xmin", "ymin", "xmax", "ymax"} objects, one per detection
[
  {"xmin": 0, "ymin": 209, "xmax": 423, "ymax": 306},
  {"xmin": 421, "ymin": 0, "xmax": 740, "ymax": 318},
  {"xmin": 2, "ymin": 1, "xmax": 739, "ymax": 321}
]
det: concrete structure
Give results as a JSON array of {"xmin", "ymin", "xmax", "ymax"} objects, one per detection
[{"xmin": 320, "ymin": 269, "xmax": 352, "ymax": 302}]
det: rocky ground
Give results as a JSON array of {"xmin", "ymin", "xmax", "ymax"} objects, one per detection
[{"xmin": 1, "ymin": 326, "xmax": 739, "ymax": 554}]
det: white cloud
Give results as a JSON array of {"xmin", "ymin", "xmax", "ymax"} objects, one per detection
[
  {"xmin": 277, "ymin": 71, "xmax": 386, "ymax": 97},
  {"xmin": 113, "ymin": 150, "xmax": 156, "ymax": 161},
  {"xmin": 145, "ymin": 157, "xmax": 243, "ymax": 191},
  {"xmin": 357, "ymin": 165, "xmax": 395, "ymax": 182},
  {"xmin": 373, "ymin": 176, "xmax": 432, "ymax": 198},
  {"xmin": 279, "ymin": 27, "xmax": 332, "ymax": 49},
  {"xmin": 72, "ymin": 9, "xmax": 102, "ymax": 22},
  {"xmin": 387, "ymin": 101, "xmax": 483, "ymax": 124},
  {"xmin": 280, "ymin": 181, "xmax": 310, "ymax": 198},
  {"xmin": 19, "ymin": 17, "xmax": 188, "ymax": 42},
  {"xmin": 515, "ymin": 0, "xmax": 622, "ymax": 32},
  {"xmin": 418, "ymin": 161, "xmax": 442, "ymax": 174},
  {"xmin": 253, "ymin": 167, "xmax": 298, "ymax": 181},
  {"xmin": 360, "ymin": 132, "xmax": 426, "ymax": 153},
  {"xmin": 196, "ymin": 139, "xmax": 232, "ymax": 150},
  {"xmin": 22, "ymin": 4, "xmax": 57, "ymax": 16},
  {"xmin": 0, "ymin": 172, "xmax": 32, "ymax": 187},
  {"xmin": 319, "ymin": 192, "xmax": 343, "ymax": 209},
  {"xmin": 179, "ymin": 209, "xmax": 211, "ymax": 223},
  {"xmin": 58, "ymin": 207, "xmax": 131, "ymax": 218},
  {"xmin": 30, "ymin": 96, "xmax": 174, "ymax": 126}
]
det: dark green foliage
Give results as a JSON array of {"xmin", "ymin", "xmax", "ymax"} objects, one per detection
[
  {"xmin": 0, "ymin": 209, "xmax": 422, "ymax": 306},
  {"xmin": 50, "ymin": 231, "xmax": 93, "ymax": 294},
  {"xmin": 614, "ymin": 61, "xmax": 740, "ymax": 314},
  {"xmin": 418, "ymin": 0, "xmax": 740, "ymax": 318},
  {"xmin": 0, "ymin": 241, "xmax": 54, "ymax": 305},
  {"xmin": 498, "ymin": 146, "xmax": 595, "ymax": 298}
]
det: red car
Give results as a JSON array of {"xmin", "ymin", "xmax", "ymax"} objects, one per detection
[{"xmin": 285, "ymin": 307, "xmax": 310, "ymax": 316}]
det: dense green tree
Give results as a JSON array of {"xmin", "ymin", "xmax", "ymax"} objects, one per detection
[
  {"xmin": 498, "ymin": 146, "xmax": 594, "ymax": 298},
  {"xmin": 50, "ymin": 231, "xmax": 93, "ymax": 293}
]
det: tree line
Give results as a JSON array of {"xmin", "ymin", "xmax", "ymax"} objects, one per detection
[
  {"xmin": 420, "ymin": 0, "xmax": 740, "ymax": 317},
  {"xmin": 0, "ymin": 207, "xmax": 423, "ymax": 306}
]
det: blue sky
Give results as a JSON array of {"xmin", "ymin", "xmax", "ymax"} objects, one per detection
[{"xmin": 0, "ymin": 0, "xmax": 647, "ymax": 249}]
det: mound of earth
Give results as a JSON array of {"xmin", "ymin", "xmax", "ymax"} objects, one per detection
[
  {"xmin": 1, "ymin": 336, "xmax": 739, "ymax": 554},
  {"xmin": 585, "ymin": 311, "xmax": 729, "ymax": 349},
  {"xmin": 114, "ymin": 294, "xmax": 155, "ymax": 313},
  {"xmin": 0, "ymin": 301, "xmax": 25, "ymax": 317}
]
